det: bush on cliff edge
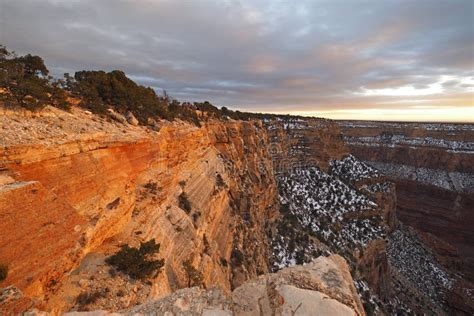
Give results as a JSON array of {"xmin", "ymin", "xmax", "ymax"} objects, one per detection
[{"xmin": 106, "ymin": 239, "xmax": 164, "ymax": 280}]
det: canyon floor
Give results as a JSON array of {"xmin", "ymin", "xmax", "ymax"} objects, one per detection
[{"xmin": 1, "ymin": 106, "xmax": 473, "ymax": 315}]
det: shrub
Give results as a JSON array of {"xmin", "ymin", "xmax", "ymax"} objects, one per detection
[
  {"xmin": 192, "ymin": 211, "xmax": 200, "ymax": 223},
  {"xmin": 0, "ymin": 45, "xmax": 69, "ymax": 111},
  {"xmin": 106, "ymin": 239, "xmax": 164, "ymax": 279},
  {"xmin": 71, "ymin": 70, "xmax": 169, "ymax": 122},
  {"xmin": 76, "ymin": 289, "xmax": 107, "ymax": 310},
  {"xmin": 220, "ymin": 257, "xmax": 228, "ymax": 267},
  {"xmin": 215, "ymin": 174, "xmax": 226, "ymax": 188},
  {"xmin": 182, "ymin": 259, "xmax": 204, "ymax": 288},
  {"xmin": 178, "ymin": 192, "xmax": 192, "ymax": 213},
  {"xmin": 144, "ymin": 181, "xmax": 159, "ymax": 194},
  {"xmin": 0, "ymin": 264, "xmax": 8, "ymax": 281},
  {"xmin": 231, "ymin": 249, "xmax": 244, "ymax": 266}
]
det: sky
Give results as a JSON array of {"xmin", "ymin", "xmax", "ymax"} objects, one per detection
[{"xmin": 1, "ymin": 0, "xmax": 473, "ymax": 122}]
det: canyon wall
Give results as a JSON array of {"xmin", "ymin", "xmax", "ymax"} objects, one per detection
[
  {"xmin": 265, "ymin": 119, "xmax": 396, "ymax": 308},
  {"xmin": 338, "ymin": 121, "xmax": 474, "ymax": 283},
  {"xmin": 0, "ymin": 109, "xmax": 390, "ymax": 315},
  {"xmin": 0, "ymin": 107, "xmax": 278, "ymax": 313},
  {"xmin": 338, "ymin": 120, "xmax": 474, "ymax": 314},
  {"xmin": 3, "ymin": 107, "xmax": 471, "ymax": 314}
]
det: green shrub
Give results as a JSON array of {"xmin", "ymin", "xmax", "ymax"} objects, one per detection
[
  {"xmin": 72, "ymin": 70, "xmax": 169, "ymax": 122},
  {"xmin": 182, "ymin": 259, "xmax": 204, "ymax": 288},
  {"xmin": 179, "ymin": 192, "xmax": 192, "ymax": 213},
  {"xmin": 106, "ymin": 239, "xmax": 164, "ymax": 279},
  {"xmin": 0, "ymin": 264, "xmax": 8, "ymax": 281},
  {"xmin": 0, "ymin": 45, "xmax": 69, "ymax": 111}
]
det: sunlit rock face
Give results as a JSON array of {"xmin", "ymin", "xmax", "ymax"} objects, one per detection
[
  {"xmin": 65, "ymin": 255, "xmax": 365, "ymax": 316},
  {"xmin": 1, "ymin": 107, "xmax": 472, "ymax": 315},
  {"xmin": 0, "ymin": 107, "xmax": 278, "ymax": 313}
]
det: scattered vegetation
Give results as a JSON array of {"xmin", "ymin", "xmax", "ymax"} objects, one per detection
[
  {"xmin": 182, "ymin": 259, "xmax": 204, "ymax": 288},
  {"xmin": 106, "ymin": 239, "xmax": 164, "ymax": 280},
  {"xmin": 0, "ymin": 264, "xmax": 8, "ymax": 281},
  {"xmin": 215, "ymin": 173, "xmax": 226, "ymax": 188},
  {"xmin": 203, "ymin": 235, "xmax": 210, "ymax": 254},
  {"xmin": 71, "ymin": 70, "xmax": 169, "ymax": 120},
  {"xmin": 192, "ymin": 211, "xmax": 201, "ymax": 224},
  {"xmin": 106, "ymin": 197, "xmax": 120, "ymax": 210},
  {"xmin": 178, "ymin": 192, "xmax": 192, "ymax": 213},
  {"xmin": 1, "ymin": 44, "xmax": 315, "ymax": 124},
  {"xmin": 144, "ymin": 181, "xmax": 160, "ymax": 194},
  {"xmin": 220, "ymin": 257, "xmax": 228, "ymax": 267},
  {"xmin": 75, "ymin": 288, "xmax": 109, "ymax": 311},
  {"xmin": 231, "ymin": 249, "xmax": 244, "ymax": 266},
  {"xmin": 0, "ymin": 45, "xmax": 69, "ymax": 111}
]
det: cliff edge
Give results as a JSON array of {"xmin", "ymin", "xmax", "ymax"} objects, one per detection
[{"xmin": 63, "ymin": 255, "xmax": 364, "ymax": 316}]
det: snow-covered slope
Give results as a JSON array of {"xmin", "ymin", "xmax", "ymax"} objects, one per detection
[
  {"xmin": 330, "ymin": 154, "xmax": 381, "ymax": 183},
  {"xmin": 388, "ymin": 227, "xmax": 453, "ymax": 303},
  {"xmin": 272, "ymin": 156, "xmax": 388, "ymax": 270}
]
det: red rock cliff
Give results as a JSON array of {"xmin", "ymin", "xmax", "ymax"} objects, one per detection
[{"xmin": 0, "ymin": 107, "xmax": 278, "ymax": 313}]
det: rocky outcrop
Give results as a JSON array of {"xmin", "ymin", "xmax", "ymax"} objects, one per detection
[
  {"xmin": 63, "ymin": 255, "xmax": 364, "ymax": 316},
  {"xmin": 266, "ymin": 118, "xmax": 348, "ymax": 173},
  {"xmin": 0, "ymin": 107, "xmax": 278, "ymax": 313},
  {"xmin": 4, "ymin": 107, "xmax": 469, "ymax": 314}
]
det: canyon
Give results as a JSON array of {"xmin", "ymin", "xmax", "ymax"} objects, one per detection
[
  {"xmin": 338, "ymin": 121, "xmax": 474, "ymax": 281},
  {"xmin": 338, "ymin": 120, "xmax": 474, "ymax": 314},
  {"xmin": 0, "ymin": 106, "xmax": 473, "ymax": 315}
]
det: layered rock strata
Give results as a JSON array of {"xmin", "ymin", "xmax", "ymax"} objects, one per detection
[{"xmin": 0, "ymin": 106, "xmax": 278, "ymax": 313}]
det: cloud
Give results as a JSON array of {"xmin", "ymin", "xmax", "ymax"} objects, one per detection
[{"xmin": 1, "ymin": 0, "xmax": 472, "ymax": 119}]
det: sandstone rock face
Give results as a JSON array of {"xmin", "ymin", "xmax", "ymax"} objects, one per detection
[
  {"xmin": 0, "ymin": 181, "xmax": 86, "ymax": 298},
  {"xmin": 73, "ymin": 255, "xmax": 364, "ymax": 316},
  {"xmin": 266, "ymin": 118, "xmax": 349, "ymax": 173},
  {"xmin": 0, "ymin": 107, "xmax": 277, "ymax": 313},
  {"xmin": 230, "ymin": 255, "xmax": 364, "ymax": 316},
  {"xmin": 107, "ymin": 109, "xmax": 127, "ymax": 124},
  {"xmin": 125, "ymin": 112, "xmax": 138, "ymax": 126}
]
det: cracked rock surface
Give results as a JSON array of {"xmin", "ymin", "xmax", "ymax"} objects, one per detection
[{"xmin": 63, "ymin": 255, "xmax": 364, "ymax": 316}]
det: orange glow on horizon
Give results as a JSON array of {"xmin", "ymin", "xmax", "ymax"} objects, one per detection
[{"xmin": 270, "ymin": 106, "xmax": 474, "ymax": 123}]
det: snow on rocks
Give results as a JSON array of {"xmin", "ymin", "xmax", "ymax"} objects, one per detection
[
  {"xmin": 360, "ymin": 182, "xmax": 391, "ymax": 193},
  {"xmin": 368, "ymin": 161, "xmax": 474, "ymax": 193},
  {"xmin": 330, "ymin": 155, "xmax": 381, "ymax": 183},
  {"xmin": 344, "ymin": 134, "xmax": 474, "ymax": 153},
  {"xmin": 278, "ymin": 167, "xmax": 377, "ymax": 221},
  {"xmin": 338, "ymin": 120, "xmax": 474, "ymax": 132},
  {"xmin": 387, "ymin": 227, "xmax": 453, "ymax": 305},
  {"xmin": 272, "ymin": 164, "xmax": 385, "ymax": 270}
]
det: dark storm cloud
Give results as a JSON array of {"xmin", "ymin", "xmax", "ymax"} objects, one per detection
[{"xmin": 1, "ymin": 0, "xmax": 472, "ymax": 113}]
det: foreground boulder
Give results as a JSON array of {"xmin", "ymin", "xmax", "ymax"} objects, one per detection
[
  {"xmin": 125, "ymin": 111, "xmax": 139, "ymax": 126},
  {"xmin": 63, "ymin": 255, "xmax": 364, "ymax": 316}
]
